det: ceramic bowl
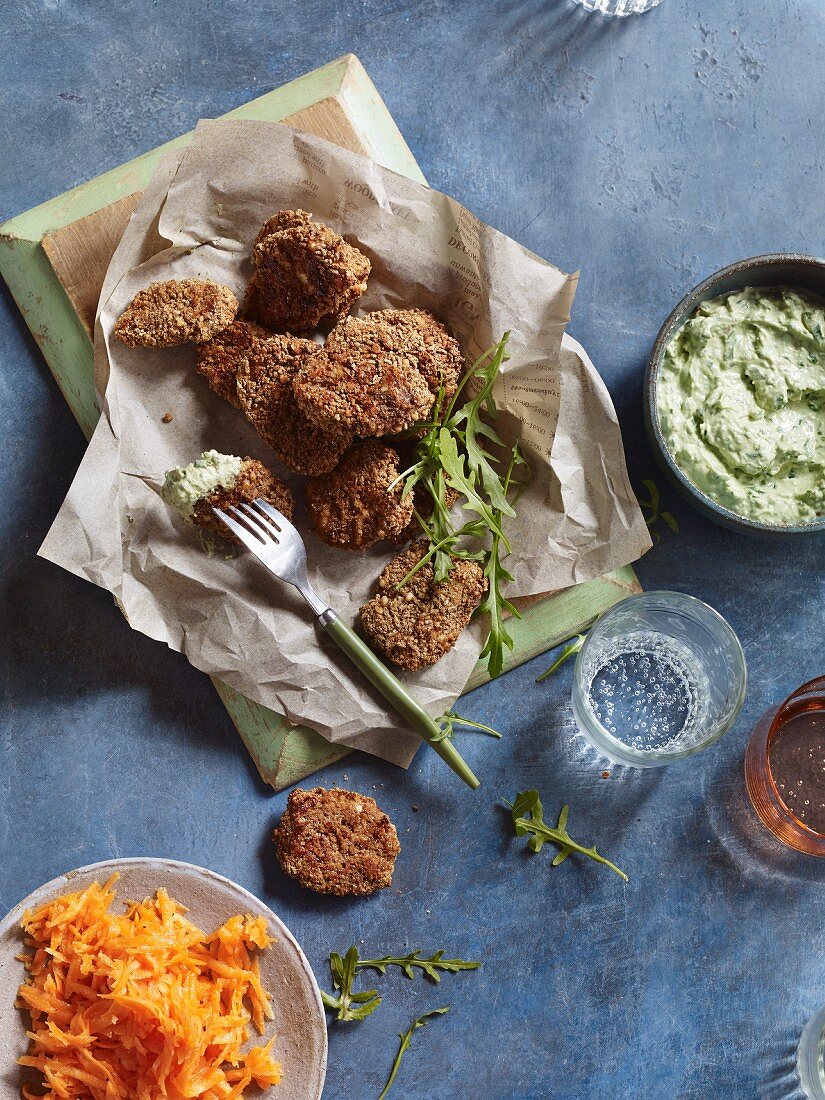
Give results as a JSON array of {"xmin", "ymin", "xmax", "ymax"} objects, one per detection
[
  {"xmin": 644, "ymin": 253, "xmax": 825, "ymax": 538},
  {"xmin": 0, "ymin": 858, "xmax": 327, "ymax": 1100}
]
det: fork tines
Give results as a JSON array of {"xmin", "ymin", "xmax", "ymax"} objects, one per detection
[{"xmin": 212, "ymin": 498, "xmax": 288, "ymax": 550}]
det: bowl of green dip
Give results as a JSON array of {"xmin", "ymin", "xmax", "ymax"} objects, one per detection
[{"xmin": 645, "ymin": 254, "xmax": 825, "ymax": 537}]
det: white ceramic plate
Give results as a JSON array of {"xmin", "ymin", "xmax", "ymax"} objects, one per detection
[{"xmin": 0, "ymin": 858, "xmax": 327, "ymax": 1100}]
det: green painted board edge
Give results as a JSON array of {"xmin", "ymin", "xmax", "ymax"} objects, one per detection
[{"xmin": 0, "ymin": 53, "xmax": 641, "ymax": 792}]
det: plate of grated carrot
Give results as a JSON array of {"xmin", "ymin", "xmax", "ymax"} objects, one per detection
[{"xmin": 0, "ymin": 857, "xmax": 327, "ymax": 1100}]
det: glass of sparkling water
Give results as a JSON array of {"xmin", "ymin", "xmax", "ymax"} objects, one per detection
[
  {"xmin": 572, "ymin": 592, "xmax": 746, "ymax": 767},
  {"xmin": 573, "ymin": 0, "xmax": 663, "ymax": 14},
  {"xmin": 799, "ymin": 1005, "xmax": 825, "ymax": 1099}
]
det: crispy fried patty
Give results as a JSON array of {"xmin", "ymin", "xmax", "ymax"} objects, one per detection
[
  {"xmin": 305, "ymin": 442, "xmax": 414, "ymax": 551},
  {"xmin": 359, "ymin": 540, "xmax": 487, "ymax": 670},
  {"xmin": 113, "ymin": 279, "xmax": 239, "ymax": 348},
  {"xmin": 235, "ymin": 333, "xmax": 352, "ymax": 475},
  {"xmin": 195, "ymin": 319, "xmax": 271, "ymax": 408},
  {"xmin": 253, "ymin": 208, "xmax": 313, "ymax": 248},
  {"xmin": 292, "ymin": 312, "xmax": 441, "ymax": 436},
  {"xmin": 244, "ymin": 212, "xmax": 370, "ymax": 332},
  {"xmin": 368, "ymin": 308, "xmax": 463, "ymax": 403},
  {"xmin": 192, "ymin": 458, "xmax": 294, "ymax": 542},
  {"xmin": 274, "ymin": 787, "xmax": 400, "ymax": 896}
]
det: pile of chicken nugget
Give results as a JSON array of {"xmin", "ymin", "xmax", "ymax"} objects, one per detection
[{"xmin": 113, "ymin": 210, "xmax": 488, "ymax": 671}]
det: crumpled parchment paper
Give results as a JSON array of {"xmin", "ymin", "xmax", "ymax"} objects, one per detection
[{"xmin": 40, "ymin": 120, "xmax": 651, "ymax": 767}]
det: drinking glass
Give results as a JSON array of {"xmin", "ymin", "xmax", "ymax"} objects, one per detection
[
  {"xmin": 744, "ymin": 676, "xmax": 825, "ymax": 857},
  {"xmin": 573, "ymin": 0, "xmax": 663, "ymax": 14},
  {"xmin": 571, "ymin": 592, "xmax": 746, "ymax": 767},
  {"xmin": 799, "ymin": 1005, "xmax": 825, "ymax": 1100}
]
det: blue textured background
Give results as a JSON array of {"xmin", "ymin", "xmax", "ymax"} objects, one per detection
[{"xmin": 2, "ymin": 1, "xmax": 824, "ymax": 1097}]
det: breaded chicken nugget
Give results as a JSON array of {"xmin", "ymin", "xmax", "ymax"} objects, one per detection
[
  {"xmin": 245, "ymin": 213, "xmax": 370, "ymax": 332},
  {"xmin": 194, "ymin": 319, "xmax": 270, "ymax": 408},
  {"xmin": 305, "ymin": 442, "xmax": 414, "ymax": 551},
  {"xmin": 193, "ymin": 458, "xmax": 294, "ymax": 542},
  {"xmin": 253, "ymin": 208, "xmax": 313, "ymax": 247},
  {"xmin": 292, "ymin": 313, "xmax": 437, "ymax": 436},
  {"xmin": 359, "ymin": 540, "xmax": 487, "ymax": 670},
  {"xmin": 274, "ymin": 787, "xmax": 400, "ymax": 896},
  {"xmin": 114, "ymin": 278, "xmax": 238, "ymax": 347},
  {"xmin": 235, "ymin": 333, "xmax": 352, "ymax": 475},
  {"xmin": 162, "ymin": 450, "xmax": 294, "ymax": 543},
  {"xmin": 369, "ymin": 308, "xmax": 464, "ymax": 403}
]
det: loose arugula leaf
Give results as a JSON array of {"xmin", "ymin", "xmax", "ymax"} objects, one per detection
[
  {"xmin": 322, "ymin": 946, "xmax": 382, "ymax": 1022},
  {"xmin": 391, "ymin": 334, "xmax": 528, "ymax": 679},
  {"xmin": 535, "ymin": 633, "xmax": 586, "ymax": 682},
  {"xmin": 637, "ymin": 477, "xmax": 680, "ymax": 543},
  {"xmin": 377, "ymin": 1008, "xmax": 450, "ymax": 1099},
  {"xmin": 432, "ymin": 710, "xmax": 502, "ymax": 743},
  {"xmin": 356, "ymin": 950, "xmax": 481, "ymax": 982},
  {"xmin": 504, "ymin": 789, "xmax": 628, "ymax": 881}
]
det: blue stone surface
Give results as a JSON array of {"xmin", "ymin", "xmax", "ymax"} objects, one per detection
[{"xmin": 2, "ymin": 1, "xmax": 824, "ymax": 1096}]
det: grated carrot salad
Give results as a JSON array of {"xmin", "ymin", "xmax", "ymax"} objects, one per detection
[{"xmin": 15, "ymin": 873, "xmax": 282, "ymax": 1099}]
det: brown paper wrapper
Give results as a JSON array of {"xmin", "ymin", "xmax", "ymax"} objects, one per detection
[{"xmin": 40, "ymin": 120, "xmax": 650, "ymax": 767}]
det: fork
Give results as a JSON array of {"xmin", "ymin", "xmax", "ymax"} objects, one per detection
[{"xmin": 213, "ymin": 499, "xmax": 480, "ymax": 790}]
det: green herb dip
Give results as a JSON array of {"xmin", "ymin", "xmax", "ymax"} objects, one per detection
[
  {"xmin": 659, "ymin": 286, "xmax": 825, "ymax": 526},
  {"xmin": 161, "ymin": 450, "xmax": 242, "ymax": 521}
]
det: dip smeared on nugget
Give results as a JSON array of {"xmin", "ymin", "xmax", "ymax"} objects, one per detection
[
  {"xmin": 245, "ymin": 210, "xmax": 370, "ymax": 332},
  {"xmin": 162, "ymin": 450, "xmax": 294, "ymax": 542},
  {"xmin": 162, "ymin": 450, "xmax": 242, "ymax": 520},
  {"xmin": 236, "ymin": 333, "xmax": 353, "ymax": 475},
  {"xmin": 293, "ymin": 311, "xmax": 442, "ymax": 436},
  {"xmin": 114, "ymin": 278, "xmax": 239, "ymax": 347},
  {"xmin": 360, "ymin": 540, "xmax": 487, "ymax": 670},
  {"xmin": 274, "ymin": 787, "xmax": 400, "ymax": 896},
  {"xmin": 305, "ymin": 442, "xmax": 414, "ymax": 550},
  {"xmin": 195, "ymin": 319, "xmax": 271, "ymax": 408}
]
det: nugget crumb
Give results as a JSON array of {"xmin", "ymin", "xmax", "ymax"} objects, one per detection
[
  {"xmin": 274, "ymin": 787, "xmax": 400, "ymax": 896},
  {"xmin": 236, "ymin": 333, "xmax": 352, "ymax": 475},
  {"xmin": 195, "ymin": 319, "xmax": 271, "ymax": 408},
  {"xmin": 161, "ymin": 412, "xmax": 174, "ymax": 423},
  {"xmin": 113, "ymin": 279, "xmax": 238, "ymax": 347},
  {"xmin": 293, "ymin": 312, "xmax": 446, "ymax": 436},
  {"xmin": 244, "ymin": 213, "xmax": 370, "ymax": 332},
  {"xmin": 360, "ymin": 540, "xmax": 487, "ymax": 670},
  {"xmin": 305, "ymin": 442, "xmax": 414, "ymax": 551},
  {"xmin": 192, "ymin": 457, "xmax": 294, "ymax": 542}
]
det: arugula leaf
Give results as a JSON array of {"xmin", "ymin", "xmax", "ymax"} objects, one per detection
[
  {"xmin": 432, "ymin": 711, "xmax": 503, "ymax": 743},
  {"xmin": 504, "ymin": 789, "xmax": 628, "ymax": 881},
  {"xmin": 391, "ymin": 334, "xmax": 528, "ymax": 678},
  {"xmin": 377, "ymin": 1007, "xmax": 450, "ymax": 1099},
  {"xmin": 535, "ymin": 633, "xmax": 586, "ymax": 682},
  {"xmin": 356, "ymin": 950, "xmax": 481, "ymax": 982},
  {"xmin": 321, "ymin": 946, "xmax": 382, "ymax": 1022}
]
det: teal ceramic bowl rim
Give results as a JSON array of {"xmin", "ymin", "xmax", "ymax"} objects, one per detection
[{"xmin": 644, "ymin": 253, "xmax": 825, "ymax": 537}]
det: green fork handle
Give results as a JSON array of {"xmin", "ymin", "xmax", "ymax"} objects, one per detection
[{"xmin": 322, "ymin": 613, "xmax": 480, "ymax": 790}]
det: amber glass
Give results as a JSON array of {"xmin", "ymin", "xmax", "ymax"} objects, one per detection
[{"xmin": 744, "ymin": 676, "xmax": 825, "ymax": 857}]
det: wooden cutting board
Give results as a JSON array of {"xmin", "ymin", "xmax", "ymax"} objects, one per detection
[{"xmin": 0, "ymin": 54, "xmax": 641, "ymax": 789}]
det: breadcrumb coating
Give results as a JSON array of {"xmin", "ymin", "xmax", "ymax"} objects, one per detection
[
  {"xmin": 113, "ymin": 279, "xmax": 239, "ymax": 348},
  {"xmin": 305, "ymin": 442, "xmax": 414, "ymax": 551},
  {"xmin": 194, "ymin": 319, "xmax": 271, "ymax": 408},
  {"xmin": 236, "ymin": 334, "xmax": 352, "ymax": 475},
  {"xmin": 273, "ymin": 787, "xmax": 400, "ymax": 896},
  {"xmin": 359, "ymin": 540, "xmax": 487, "ymax": 670},
  {"xmin": 369, "ymin": 308, "xmax": 463, "ymax": 402},
  {"xmin": 192, "ymin": 457, "xmax": 294, "ymax": 542},
  {"xmin": 244, "ymin": 213, "xmax": 370, "ymax": 332},
  {"xmin": 253, "ymin": 208, "xmax": 313, "ymax": 248},
  {"xmin": 292, "ymin": 312, "xmax": 439, "ymax": 436}
]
